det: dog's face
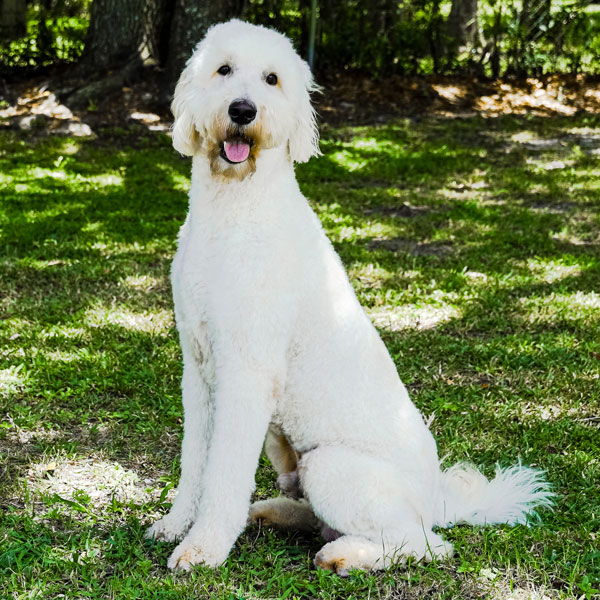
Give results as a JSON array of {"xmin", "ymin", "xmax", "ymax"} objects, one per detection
[{"xmin": 171, "ymin": 20, "xmax": 320, "ymax": 180}]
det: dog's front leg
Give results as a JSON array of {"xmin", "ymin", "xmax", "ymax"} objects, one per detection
[
  {"xmin": 167, "ymin": 357, "xmax": 276, "ymax": 571},
  {"xmin": 146, "ymin": 339, "xmax": 212, "ymax": 542}
]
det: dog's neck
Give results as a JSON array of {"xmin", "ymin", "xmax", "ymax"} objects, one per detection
[{"xmin": 189, "ymin": 145, "xmax": 297, "ymax": 207}]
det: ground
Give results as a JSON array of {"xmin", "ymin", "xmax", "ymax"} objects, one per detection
[
  {"xmin": 0, "ymin": 75, "xmax": 599, "ymax": 599},
  {"xmin": 2, "ymin": 70, "xmax": 600, "ymax": 133}
]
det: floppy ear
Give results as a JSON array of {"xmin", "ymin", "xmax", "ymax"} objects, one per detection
[
  {"xmin": 171, "ymin": 60, "xmax": 200, "ymax": 156},
  {"xmin": 288, "ymin": 59, "xmax": 321, "ymax": 163}
]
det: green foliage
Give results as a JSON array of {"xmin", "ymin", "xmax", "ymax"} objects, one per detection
[
  {"xmin": 2, "ymin": 1, "xmax": 600, "ymax": 76},
  {"xmin": 0, "ymin": 1, "xmax": 90, "ymax": 69},
  {"xmin": 242, "ymin": 0, "xmax": 600, "ymax": 76},
  {"xmin": 477, "ymin": 1, "xmax": 600, "ymax": 76},
  {"xmin": 243, "ymin": 0, "xmax": 454, "ymax": 75}
]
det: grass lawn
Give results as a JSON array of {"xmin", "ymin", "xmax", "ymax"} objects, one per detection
[{"xmin": 1, "ymin": 113, "xmax": 599, "ymax": 599}]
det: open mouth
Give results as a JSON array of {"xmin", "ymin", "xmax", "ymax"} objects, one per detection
[{"xmin": 220, "ymin": 135, "xmax": 253, "ymax": 164}]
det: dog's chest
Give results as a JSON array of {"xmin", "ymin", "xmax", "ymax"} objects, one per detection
[
  {"xmin": 171, "ymin": 212, "xmax": 287, "ymax": 375},
  {"xmin": 171, "ymin": 231, "xmax": 210, "ymax": 324},
  {"xmin": 170, "ymin": 220, "xmax": 216, "ymax": 377}
]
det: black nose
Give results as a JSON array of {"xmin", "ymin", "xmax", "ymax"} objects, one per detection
[{"xmin": 228, "ymin": 99, "xmax": 257, "ymax": 125}]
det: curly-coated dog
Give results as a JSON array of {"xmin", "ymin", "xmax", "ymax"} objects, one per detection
[{"xmin": 146, "ymin": 19, "xmax": 553, "ymax": 574}]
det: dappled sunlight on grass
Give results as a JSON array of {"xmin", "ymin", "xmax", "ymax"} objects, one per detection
[
  {"xmin": 43, "ymin": 348, "xmax": 92, "ymax": 363},
  {"xmin": 27, "ymin": 456, "xmax": 158, "ymax": 509},
  {"xmin": 22, "ymin": 202, "xmax": 87, "ymax": 222},
  {"xmin": 518, "ymin": 398, "xmax": 598, "ymax": 424},
  {"xmin": 552, "ymin": 228, "xmax": 597, "ymax": 247},
  {"xmin": 432, "ymin": 84, "xmax": 465, "ymax": 103},
  {"xmin": 519, "ymin": 291, "xmax": 600, "ymax": 324},
  {"xmin": 40, "ymin": 325, "xmax": 88, "ymax": 341},
  {"xmin": 122, "ymin": 274, "xmax": 164, "ymax": 292},
  {"xmin": 368, "ymin": 302, "xmax": 462, "ymax": 332},
  {"xmin": 525, "ymin": 257, "xmax": 583, "ymax": 284},
  {"xmin": 510, "ymin": 131, "xmax": 537, "ymax": 143},
  {"xmin": 467, "ymin": 563, "xmax": 564, "ymax": 600},
  {"xmin": 83, "ymin": 304, "xmax": 174, "ymax": 334},
  {"xmin": 3, "ymin": 166, "xmax": 125, "ymax": 193},
  {"xmin": 87, "ymin": 238, "xmax": 175, "ymax": 258},
  {"xmin": 441, "ymin": 179, "xmax": 490, "ymax": 201},
  {"xmin": 1, "ymin": 114, "xmax": 599, "ymax": 598},
  {"xmin": 0, "ymin": 365, "xmax": 28, "ymax": 397}
]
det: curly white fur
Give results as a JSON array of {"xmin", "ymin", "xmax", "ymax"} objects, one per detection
[{"xmin": 146, "ymin": 19, "xmax": 553, "ymax": 573}]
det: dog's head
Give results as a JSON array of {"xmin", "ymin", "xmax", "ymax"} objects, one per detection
[{"xmin": 171, "ymin": 20, "xmax": 320, "ymax": 180}]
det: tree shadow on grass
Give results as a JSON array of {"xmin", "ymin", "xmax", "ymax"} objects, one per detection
[
  {"xmin": 2, "ymin": 114, "xmax": 598, "ymax": 462},
  {"xmin": 1, "ymin": 133, "xmax": 190, "ymax": 485},
  {"xmin": 1, "ymin": 115, "xmax": 599, "ymax": 595}
]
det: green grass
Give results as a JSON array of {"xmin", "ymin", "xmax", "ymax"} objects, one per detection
[{"xmin": 1, "ymin": 115, "xmax": 599, "ymax": 599}]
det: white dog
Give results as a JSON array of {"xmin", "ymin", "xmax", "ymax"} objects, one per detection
[{"xmin": 146, "ymin": 20, "xmax": 553, "ymax": 574}]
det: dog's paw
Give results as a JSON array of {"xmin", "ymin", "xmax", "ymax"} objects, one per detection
[
  {"xmin": 167, "ymin": 543, "xmax": 203, "ymax": 571},
  {"xmin": 146, "ymin": 516, "xmax": 189, "ymax": 543},
  {"xmin": 167, "ymin": 541, "xmax": 226, "ymax": 571},
  {"xmin": 314, "ymin": 547, "xmax": 350, "ymax": 577},
  {"xmin": 248, "ymin": 497, "xmax": 319, "ymax": 532},
  {"xmin": 248, "ymin": 500, "xmax": 277, "ymax": 527},
  {"xmin": 314, "ymin": 536, "xmax": 392, "ymax": 575}
]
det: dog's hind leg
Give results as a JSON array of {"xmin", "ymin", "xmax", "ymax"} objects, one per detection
[
  {"xmin": 146, "ymin": 340, "xmax": 212, "ymax": 542},
  {"xmin": 264, "ymin": 424, "xmax": 298, "ymax": 475},
  {"xmin": 314, "ymin": 528, "xmax": 452, "ymax": 576},
  {"xmin": 264, "ymin": 424, "xmax": 304, "ymax": 498},
  {"xmin": 249, "ymin": 497, "xmax": 319, "ymax": 532},
  {"xmin": 298, "ymin": 446, "xmax": 453, "ymax": 573}
]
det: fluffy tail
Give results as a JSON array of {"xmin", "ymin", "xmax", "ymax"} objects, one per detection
[{"xmin": 435, "ymin": 462, "xmax": 554, "ymax": 527}]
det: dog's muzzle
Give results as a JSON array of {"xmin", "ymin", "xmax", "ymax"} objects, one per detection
[
  {"xmin": 220, "ymin": 99, "xmax": 257, "ymax": 163},
  {"xmin": 228, "ymin": 99, "xmax": 257, "ymax": 125}
]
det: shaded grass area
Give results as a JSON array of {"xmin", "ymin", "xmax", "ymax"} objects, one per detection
[{"xmin": 1, "ymin": 115, "xmax": 599, "ymax": 599}]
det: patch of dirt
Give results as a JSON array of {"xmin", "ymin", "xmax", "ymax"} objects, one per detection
[
  {"xmin": 506, "ymin": 131, "xmax": 600, "ymax": 157},
  {"xmin": 2, "ymin": 67, "xmax": 600, "ymax": 139},
  {"xmin": 0, "ymin": 415, "xmax": 179, "ymax": 488},
  {"xmin": 524, "ymin": 200, "xmax": 579, "ymax": 214},
  {"xmin": 318, "ymin": 72, "xmax": 600, "ymax": 125},
  {"xmin": 368, "ymin": 237, "xmax": 454, "ymax": 257},
  {"xmin": 0, "ymin": 66, "xmax": 172, "ymax": 139},
  {"xmin": 363, "ymin": 203, "xmax": 433, "ymax": 218}
]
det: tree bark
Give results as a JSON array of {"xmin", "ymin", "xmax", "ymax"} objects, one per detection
[
  {"xmin": 68, "ymin": 0, "xmax": 171, "ymax": 106},
  {"xmin": 447, "ymin": 0, "xmax": 479, "ymax": 46},
  {"xmin": 67, "ymin": 59, "xmax": 142, "ymax": 107},
  {"xmin": 78, "ymin": 0, "xmax": 169, "ymax": 72},
  {"xmin": 0, "ymin": 0, "xmax": 26, "ymax": 40},
  {"xmin": 68, "ymin": 0, "xmax": 249, "ymax": 106},
  {"xmin": 163, "ymin": 0, "xmax": 244, "ymax": 97}
]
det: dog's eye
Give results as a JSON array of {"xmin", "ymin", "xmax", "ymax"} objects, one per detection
[
  {"xmin": 217, "ymin": 65, "xmax": 231, "ymax": 76},
  {"xmin": 266, "ymin": 73, "xmax": 278, "ymax": 86}
]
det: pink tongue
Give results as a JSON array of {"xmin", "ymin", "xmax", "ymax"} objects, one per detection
[{"xmin": 224, "ymin": 140, "xmax": 250, "ymax": 162}]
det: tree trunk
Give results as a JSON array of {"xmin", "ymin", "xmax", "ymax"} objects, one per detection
[
  {"xmin": 78, "ymin": 0, "xmax": 169, "ymax": 72},
  {"xmin": 0, "ymin": 0, "xmax": 26, "ymax": 40},
  {"xmin": 163, "ymin": 0, "xmax": 244, "ymax": 97},
  {"xmin": 68, "ymin": 0, "xmax": 170, "ymax": 106},
  {"xmin": 447, "ymin": 0, "xmax": 479, "ymax": 46},
  {"xmin": 69, "ymin": 0, "xmax": 245, "ymax": 106}
]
